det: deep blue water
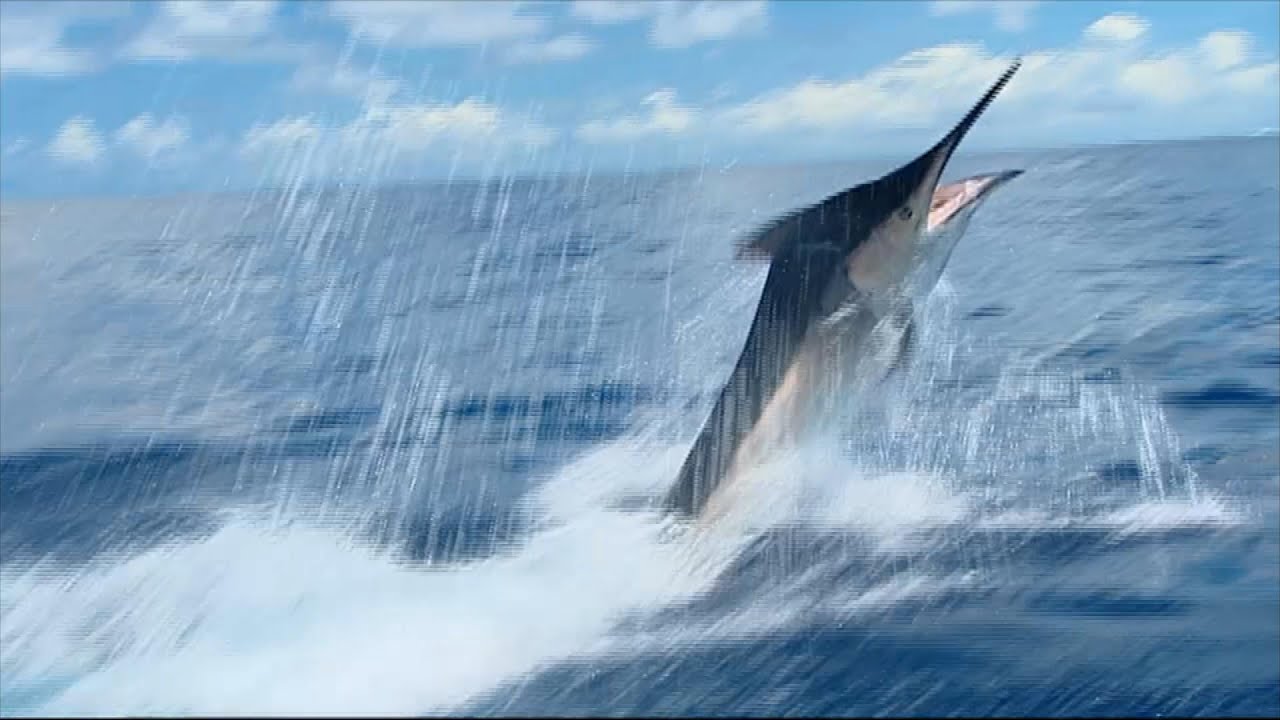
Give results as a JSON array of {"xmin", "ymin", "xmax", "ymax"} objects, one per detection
[{"xmin": 1, "ymin": 137, "xmax": 1277, "ymax": 716}]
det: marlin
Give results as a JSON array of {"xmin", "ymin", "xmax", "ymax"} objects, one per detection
[{"xmin": 664, "ymin": 61, "xmax": 1024, "ymax": 522}]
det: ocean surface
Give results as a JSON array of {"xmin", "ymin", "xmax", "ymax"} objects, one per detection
[{"xmin": 1, "ymin": 137, "xmax": 1277, "ymax": 717}]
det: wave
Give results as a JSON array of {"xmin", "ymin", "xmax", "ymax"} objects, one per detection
[{"xmin": 0, "ymin": 420, "xmax": 1244, "ymax": 716}]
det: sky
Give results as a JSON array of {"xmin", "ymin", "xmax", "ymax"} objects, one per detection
[{"xmin": 1, "ymin": 0, "xmax": 1277, "ymax": 197}]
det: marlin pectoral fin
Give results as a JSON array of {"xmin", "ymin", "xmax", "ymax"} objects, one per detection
[
  {"xmin": 894, "ymin": 317, "xmax": 916, "ymax": 375},
  {"xmin": 886, "ymin": 301, "xmax": 917, "ymax": 379}
]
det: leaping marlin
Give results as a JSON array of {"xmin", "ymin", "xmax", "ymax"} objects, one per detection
[{"xmin": 664, "ymin": 61, "xmax": 1024, "ymax": 522}]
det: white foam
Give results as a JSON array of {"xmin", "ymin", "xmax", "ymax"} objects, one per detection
[
  {"xmin": 0, "ymin": 428, "xmax": 1245, "ymax": 716},
  {"xmin": 605, "ymin": 570, "xmax": 980, "ymax": 656},
  {"xmin": 812, "ymin": 468, "xmax": 970, "ymax": 534},
  {"xmin": 971, "ymin": 495, "xmax": 1244, "ymax": 534},
  {"xmin": 666, "ymin": 433, "xmax": 973, "ymax": 546},
  {"xmin": 2, "ymin": 510, "xmax": 713, "ymax": 716},
  {"xmin": 1092, "ymin": 495, "xmax": 1243, "ymax": 534},
  {"xmin": 528, "ymin": 435, "xmax": 689, "ymax": 520},
  {"xmin": 0, "ymin": 432, "xmax": 762, "ymax": 717}
]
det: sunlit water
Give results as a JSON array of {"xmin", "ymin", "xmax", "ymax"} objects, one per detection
[{"xmin": 1, "ymin": 137, "xmax": 1277, "ymax": 716}]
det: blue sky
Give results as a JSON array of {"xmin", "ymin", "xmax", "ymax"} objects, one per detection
[{"xmin": 1, "ymin": 0, "xmax": 1277, "ymax": 197}]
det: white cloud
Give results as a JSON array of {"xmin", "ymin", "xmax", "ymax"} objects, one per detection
[
  {"xmin": 565, "ymin": 14, "xmax": 1277, "ymax": 159},
  {"xmin": 241, "ymin": 98, "xmax": 555, "ymax": 166},
  {"xmin": 241, "ymin": 116, "xmax": 324, "ymax": 156},
  {"xmin": 0, "ymin": 1, "xmax": 129, "ymax": 76},
  {"xmin": 3, "ymin": 137, "xmax": 31, "ymax": 158},
  {"xmin": 114, "ymin": 114, "xmax": 190, "ymax": 159},
  {"xmin": 341, "ymin": 100, "xmax": 506, "ymax": 149},
  {"xmin": 290, "ymin": 62, "xmax": 402, "ymax": 105},
  {"xmin": 1220, "ymin": 60, "xmax": 1280, "ymax": 96},
  {"xmin": 1112, "ymin": 35, "xmax": 1278, "ymax": 108},
  {"xmin": 503, "ymin": 33, "xmax": 595, "ymax": 64},
  {"xmin": 650, "ymin": 0, "xmax": 767, "ymax": 48},
  {"xmin": 1198, "ymin": 30, "xmax": 1249, "ymax": 71},
  {"xmin": 3, "ymin": 0, "xmax": 295, "ymax": 75},
  {"xmin": 123, "ymin": 0, "xmax": 283, "ymax": 61},
  {"xmin": 929, "ymin": 1, "xmax": 1038, "ymax": 33},
  {"xmin": 0, "ymin": 17, "xmax": 93, "ymax": 76},
  {"xmin": 570, "ymin": 1, "xmax": 653, "ymax": 25},
  {"xmin": 577, "ymin": 89, "xmax": 697, "ymax": 143},
  {"xmin": 351, "ymin": 99, "xmax": 555, "ymax": 151},
  {"xmin": 328, "ymin": 0, "xmax": 546, "ymax": 48},
  {"xmin": 1083, "ymin": 13, "xmax": 1148, "ymax": 44},
  {"xmin": 704, "ymin": 14, "xmax": 1278, "ymax": 138},
  {"xmin": 1117, "ymin": 55, "xmax": 1198, "ymax": 105},
  {"xmin": 47, "ymin": 116, "xmax": 106, "ymax": 165},
  {"xmin": 719, "ymin": 44, "xmax": 1011, "ymax": 134},
  {"xmin": 571, "ymin": 0, "xmax": 767, "ymax": 48}
]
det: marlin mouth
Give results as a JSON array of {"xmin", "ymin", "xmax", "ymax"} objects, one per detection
[{"xmin": 928, "ymin": 170, "xmax": 1023, "ymax": 232}]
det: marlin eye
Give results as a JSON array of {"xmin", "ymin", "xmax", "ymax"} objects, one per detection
[{"xmin": 898, "ymin": 207, "xmax": 914, "ymax": 222}]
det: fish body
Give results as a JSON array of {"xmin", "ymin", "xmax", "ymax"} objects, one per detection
[{"xmin": 664, "ymin": 62, "xmax": 1025, "ymax": 521}]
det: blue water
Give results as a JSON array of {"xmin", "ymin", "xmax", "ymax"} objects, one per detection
[{"xmin": 1, "ymin": 137, "xmax": 1277, "ymax": 717}]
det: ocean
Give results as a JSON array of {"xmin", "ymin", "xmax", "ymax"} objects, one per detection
[{"xmin": 1, "ymin": 136, "xmax": 1277, "ymax": 716}]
